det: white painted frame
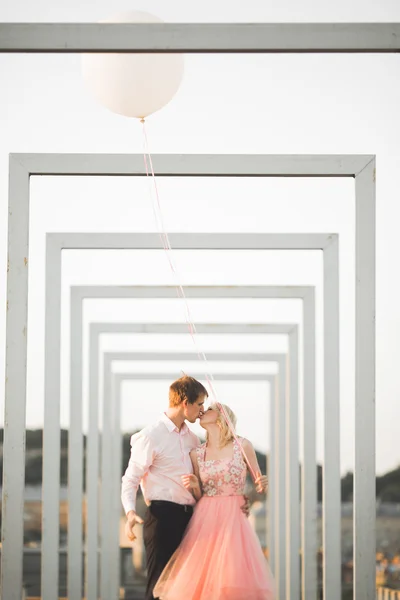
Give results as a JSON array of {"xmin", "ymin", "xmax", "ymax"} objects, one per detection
[
  {"xmin": 112, "ymin": 370, "xmax": 279, "ymax": 592},
  {"xmin": 65, "ymin": 233, "xmax": 333, "ymax": 600},
  {"xmin": 88, "ymin": 321, "xmax": 297, "ymax": 600},
  {"xmin": 111, "ymin": 370, "xmax": 279, "ymax": 597},
  {"xmin": 103, "ymin": 354, "xmax": 286, "ymax": 600},
  {"xmin": 77, "ymin": 278, "xmax": 314, "ymax": 600},
  {"xmin": 2, "ymin": 149, "xmax": 374, "ymax": 600}
]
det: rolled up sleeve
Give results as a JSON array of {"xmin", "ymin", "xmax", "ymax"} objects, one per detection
[{"xmin": 121, "ymin": 432, "xmax": 155, "ymax": 514}]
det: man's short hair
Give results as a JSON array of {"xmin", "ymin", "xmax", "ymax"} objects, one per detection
[{"xmin": 169, "ymin": 375, "xmax": 208, "ymax": 407}]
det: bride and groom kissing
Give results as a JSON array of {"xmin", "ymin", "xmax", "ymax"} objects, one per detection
[{"xmin": 121, "ymin": 374, "xmax": 275, "ymax": 600}]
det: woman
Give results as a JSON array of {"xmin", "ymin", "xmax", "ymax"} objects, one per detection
[{"xmin": 154, "ymin": 402, "xmax": 275, "ymax": 600}]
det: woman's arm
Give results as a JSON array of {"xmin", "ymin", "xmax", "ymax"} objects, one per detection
[
  {"xmin": 242, "ymin": 438, "xmax": 268, "ymax": 494},
  {"xmin": 181, "ymin": 449, "xmax": 203, "ymax": 501},
  {"xmin": 190, "ymin": 449, "xmax": 203, "ymax": 500}
]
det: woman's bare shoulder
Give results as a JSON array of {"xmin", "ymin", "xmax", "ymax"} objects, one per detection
[{"xmin": 240, "ymin": 437, "xmax": 253, "ymax": 450}]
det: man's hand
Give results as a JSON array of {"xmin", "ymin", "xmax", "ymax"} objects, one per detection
[
  {"xmin": 125, "ymin": 510, "xmax": 144, "ymax": 542},
  {"xmin": 241, "ymin": 495, "xmax": 251, "ymax": 517},
  {"xmin": 181, "ymin": 473, "xmax": 200, "ymax": 491},
  {"xmin": 255, "ymin": 475, "xmax": 269, "ymax": 494}
]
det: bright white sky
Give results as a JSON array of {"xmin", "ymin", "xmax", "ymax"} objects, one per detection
[{"xmin": 1, "ymin": 0, "xmax": 400, "ymax": 476}]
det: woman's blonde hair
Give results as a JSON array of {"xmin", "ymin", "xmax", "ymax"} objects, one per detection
[{"xmin": 207, "ymin": 402, "xmax": 237, "ymax": 448}]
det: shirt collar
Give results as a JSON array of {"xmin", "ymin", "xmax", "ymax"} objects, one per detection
[{"xmin": 161, "ymin": 413, "xmax": 189, "ymax": 435}]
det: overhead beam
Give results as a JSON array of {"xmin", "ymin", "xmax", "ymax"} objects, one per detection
[{"xmin": 0, "ymin": 22, "xmax": 400, "ymax": 53}]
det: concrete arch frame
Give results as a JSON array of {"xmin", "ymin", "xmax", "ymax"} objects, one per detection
[
  {"xmin": 88, "ymin": 320, "xmax": 298, "ymax": 600},
  {"xmin": 36, "ymin": 231, "xmax": 323, "ymax": 599},
  {"xmin": 78, "ymin": 282, "xmax": 314, "ymax": 600},
  {"xmin": 109, "ymin": 367, "xmax": 280, "ymax": 600},
  {"xmin": 102, "ymin": 355, "xmax": 286, "ymax": 600},
  {"xmin": 2, "ymin": 151, "xmax": 373, "ymax": 600}
]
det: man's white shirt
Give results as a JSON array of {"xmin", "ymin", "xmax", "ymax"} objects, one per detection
[{"xmin": 121, "ymin": 413, "xmax": 200, "ymax": 514}]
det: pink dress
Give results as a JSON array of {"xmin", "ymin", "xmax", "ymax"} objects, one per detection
[{"xmin": 154, "ymin": 439, "xmax": 275, "ymax": 600}]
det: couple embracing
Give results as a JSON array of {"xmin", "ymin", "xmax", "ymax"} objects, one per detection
[{"xmin": 121, "ymin": 375, "xmax": 275, "ymax": 600}]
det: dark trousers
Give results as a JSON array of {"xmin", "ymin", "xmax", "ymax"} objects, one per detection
[{"xmin": 143, "ymin": 500, "xmax": 193, "ymax": 600}]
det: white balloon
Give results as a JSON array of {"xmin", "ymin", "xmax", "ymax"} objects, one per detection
[{"xmin": 81, "ymin": 10, "xmax": 184, "ymax": 119}]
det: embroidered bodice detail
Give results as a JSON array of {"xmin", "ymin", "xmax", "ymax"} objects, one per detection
[{"xmin": 196, "ymin": 439, "xmax": 247, "ymax": 497}]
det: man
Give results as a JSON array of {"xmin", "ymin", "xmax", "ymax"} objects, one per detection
[{"xmin": 121, "ymin": 375, "xmax": 207, "ymax": 600}]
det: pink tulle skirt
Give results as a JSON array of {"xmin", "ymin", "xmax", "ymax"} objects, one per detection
[{"xmin": 154, "ymin": 495, "xmax": 275, "ymax": 600}]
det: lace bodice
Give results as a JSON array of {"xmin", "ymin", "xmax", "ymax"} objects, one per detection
[{"xmin": 196, "ymin": 439, "xmax": 247, "ymax": 497}]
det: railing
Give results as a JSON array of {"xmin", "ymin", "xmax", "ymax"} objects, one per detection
[{"xmin": 377, "ymin": 587, "xmax": 400, "ymax": 599}]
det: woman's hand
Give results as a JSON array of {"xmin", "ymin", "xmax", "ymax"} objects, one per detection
[
  {"xmin": 241, "ymin": 495, "xmax": 251, "ymax": 517},
  {"xmin": 255, "ymin": 474, "xmax": 268, "ymax": 494},
  {"xmin": 181, "ymin": 473, "xmax": 200, "ymax": 491}
]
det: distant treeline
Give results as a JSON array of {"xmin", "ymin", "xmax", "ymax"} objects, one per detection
[{"xmin": 0, "ymin": 429, "xmax": 399, "ymax": 502}]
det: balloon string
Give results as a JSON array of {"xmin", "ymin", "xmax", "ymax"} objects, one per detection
[{"xmin": 140, "ymin": 120, "xmax": 257, "ymax": 483}]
